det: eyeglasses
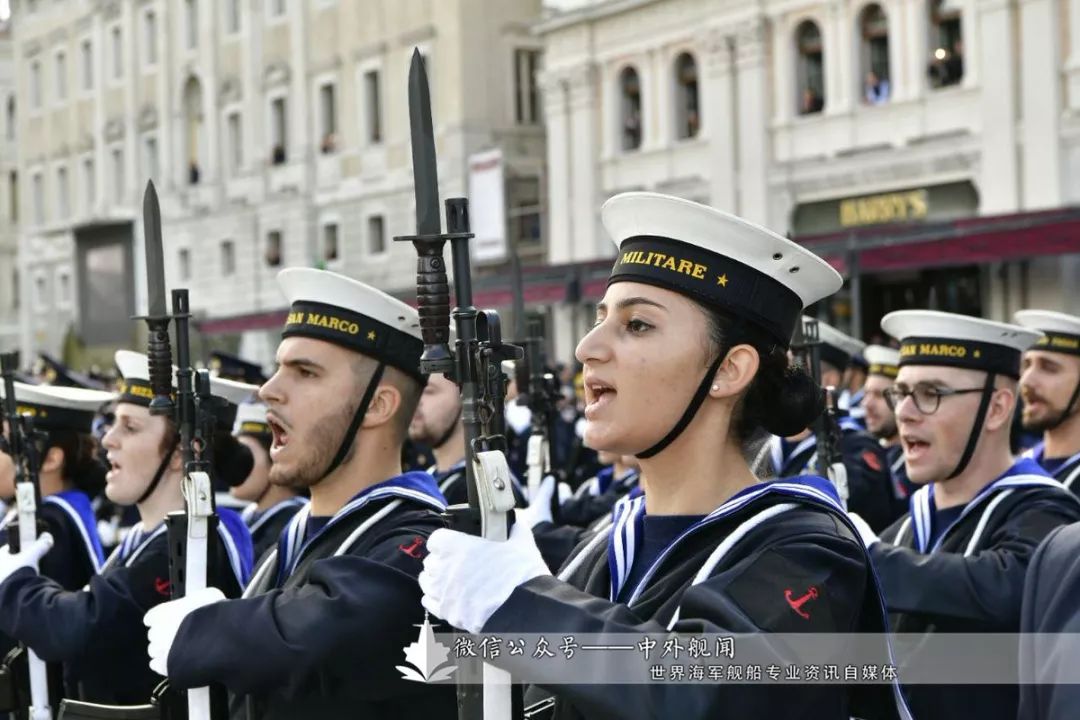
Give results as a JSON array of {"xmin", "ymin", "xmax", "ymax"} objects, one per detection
[{"xmin": 883, "ymin": 383, "xmax": 987, "ymax": 415}]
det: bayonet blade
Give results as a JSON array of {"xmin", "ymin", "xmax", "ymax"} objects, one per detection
[
  {"xmin": 408, "ymin": 49, "xmax": 441, "ymax": 236},
  {"xmin": 142, "ymin": 180, "xmax": 167, "ymax": 317}
]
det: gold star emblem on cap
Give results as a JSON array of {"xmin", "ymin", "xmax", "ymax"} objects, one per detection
[
  {"xmin": 367, "ymin": 331, "xmax": 376, "ymax": 341},
  {"xmin": 717, "ymin": 274, "xmax": 728, "ymax": 287},
  {"xmin": 974, "ymin": 350, "xmax": 981, "ymax": 358}
]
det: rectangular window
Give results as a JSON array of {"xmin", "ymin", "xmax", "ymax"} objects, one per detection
[
  {"xmin": 32, "ymin": 172, "xmax": 44, "ymax": 225},
  {"xmin": 112, "ymin": 26, "xmax": 123, "ymax": 79},
  {"xmin": 35, "ymin": 275, "xmax": 48, "ymax": 309},
  {"xmin": 323, "ymin": 222, "xmax": 339, "ymax": 262},
  {"xmin": 11, "ymin": 269, "xmax": 18, "ymax": 310},
  {"xmin": 179, "ymin": 248, "xmax": 191, "ymax": 282},
  {"xmin": 226, "ymin": 112, "xmax": 242, "ymax": 173},
  {"xmin": 8, "ymin": 170, "xmax": 17, "ymax": 222},
  {"xmin": 220, "ymin": 240, "xmax": 236, "ymax": 276},
  {"xmin": 82, "ymin": 158, "xmax": 95, "ymax": 209},
  {"xmin": 319, "ymin": 84, "xmax": 336, "ymax": 153},
  {"xmin": 226, "ymin": 0, "xmax": 241, "ymax": 34},
  {"xmin": 368, "ymin": 215, "xmax": 385, "ymax": 255},
  {"xmin": 185, "ymin": 0, "xmax": 197, "ymax": 51},
  {"xmin": 269, "ymin": 0, "xmax": 285, "ymax": 17},
  {"xmin": 144, "ymin": 136, "xmax": 159, "ymax": 181},
  {"xmin": 265, "ymin": 230, "xmax": 282, "ymax": 267},
  {"xmin": 81, "ymin": 40, "xmax": 93, "ymax": 90},
  {"xmin": 513, "ymin": 49, "xmax": 540, "ymax": 125},
  {"xmin": 57, "ymin": 271, "xmax": 71, "ymax": 307},
  {"xmin": 111, "ymin": 148, "xmax": 124, "ymax": 203},
  {"xmin": 364, "ymin": 70, "xmax": 381, "ymax": 144},
  {"xmin": 56, "ymin": 166, "xmax": 69, "ymax": 219},
  {"xmin": 270, "ymin": 97, "xmax": 287, "ymax": 164},
  {"xmin": 30, "ymin": 61, "xmax": 41, "ymax": 109},
  {"xmin": 55, "ymin": 51, "xmax": 67, "ymax": 101},
  {"xmin": 144, "ymin": 10, "xmax": 158, "ymax": 64}
]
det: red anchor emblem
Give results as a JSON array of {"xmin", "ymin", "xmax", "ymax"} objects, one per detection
[
  {"xmin": 398, "ymin": 537, "xmax": 425, "ymax": 559},
  {"xmin": 154, "ymin": 577, "xmax": 172, "ymax": 597},
  {"xmin": 784, "ymin": 586, "xmax": 819, "ymax": 620}
]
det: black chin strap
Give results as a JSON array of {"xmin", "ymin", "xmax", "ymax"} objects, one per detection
[
  {"xmin": 432, "ymin": 405, "xmax": 462, "ymax": 449},
  {"xmin": 947, "ymin": 372, "xmax": 997, "ymax": 480},
  {"xmin": 1048, "ymin": 378, "xmax": 1080, "ymax": 431},
  {"xmin": 323, "ymin": 362, "xmax": 386, "ymax": 479},
  {"xmin": 138, "ymin": 435, "xmax": 180, "ymax": 505},
  {"xmin": 636, "ymin": 355, "xmax": 724, "ymax": 459}
]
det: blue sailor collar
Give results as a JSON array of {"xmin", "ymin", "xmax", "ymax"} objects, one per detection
[
  {"xmin": 243, "ymin": 496, "xmax": 309, "ymax": 536},
  {"xmin": 607, "ymin": 475, "xmax": 842, "ymax": 605},
  {"xmin": 1026, "ymin": 441, "xmax": 1080, "ymax": 480},
  {"xmin": 105, "ymin": 508, "xmax": 254, "ymax": 588},
  {"xmin": 908, "ymin": 457, "xmax": 1072, "ymax": 554},
  {"xmin": 43, "ymin": 489, "xmax": 105, "ymax": 571},
  {"xmin": 274, "ymin": 471, "xmax": 446, "ymax": 586}
]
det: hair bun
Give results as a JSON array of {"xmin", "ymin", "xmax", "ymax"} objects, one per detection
[{"xmin": 737, "ymin": 348, "xmax": 825, "ymax": 440}]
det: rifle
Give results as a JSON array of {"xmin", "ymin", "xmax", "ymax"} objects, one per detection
[
  {"xmin": 57, "ymin": 182, "xmax": 226, "ymax": 720},
  {"xmin": 790, "ymin": 318, "xmax": 849, "ymax": 508},
  {"xmin": 395, "ymin": 48, "xmax": 522, "ymax": 720},
  {"xmin": 0, "ymin": 351, "xmax": 56, "ymax": 720},
  {"xmin": 518, "ymin": 317, "xmax": 562, "ymax": 509}
]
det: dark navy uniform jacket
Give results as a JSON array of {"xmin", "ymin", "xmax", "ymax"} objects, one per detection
[
  {"xmin": 241, "ymin": 497, "xmax": 308, "ymax": 564},
  {"xmin": 166, "ymin": 472, "xmax": 457, "ymax": 720},
  {"xmin": 1018, "ymin": 522, "xmax": 1080, "ymax": 720},
  {"xmin": 770, "ymin": 421, "xmax": 898, "ymax": 532},
  {"xmin": 1025, "ymin": 441, "xmax": 1080, "ymax": 495},
  {"xmin": 873, "ymin": 458, "xmax": 1080, "ymax": 720},
  {"xmin": 0, "ymin": 508, "xmax": 251, "ymax": 704},
  {"xmin": 484, "ymin": 477, "xmax": 909, "ymax": 720},
  {"xmin": 558, "ymin": 467, "xmax": 640, "ymax": 528},
  {"xmin": 533, "ymin": 486, "xmax": 643, "ymax": 573},
  {"xmin": 884, "ymin": 444, "xmax": 916, "ymax": 520}
]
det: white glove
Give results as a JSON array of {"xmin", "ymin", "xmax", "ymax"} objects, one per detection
[
  {"xmin": 517, "ymin": 475, "xmax": 556, "ymax": 529},
  {"xmin": 557, "ymin": 482, "xmax": 573, "ymax": 505},
  {"xmin": 144, "ymin": 587, "xmax": 226, "ymax": 676},
  {"xmin": 419, "ymin": 522, "xmax": 551, "ymax": 633},
  {"xmin": 847, "ymin": 512, "xmax": 880, "ymax": 548},
  {"xmin": 0, "ymin": 533, "xmax": 54, "ymax": 585}
]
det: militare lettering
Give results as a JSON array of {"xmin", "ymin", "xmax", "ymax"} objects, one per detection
[
  {"xmin": 620, "ymin": 250, "xmax": 708, "ymax": 280},
  {"xmin": 289, "ymin": 311, "xmax": 361, "ymax": 336},
  {"xmin": 1040, "ymin": 335, "xmax": 1080, "ymax": 351}
]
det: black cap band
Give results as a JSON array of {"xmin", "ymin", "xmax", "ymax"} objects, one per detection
[
  {"xmin": 609, "ymin": 236, "xmax": 804, "ymax": 345},
  {"xmin": 13, "ymin": 403, "xmax": 95, "ymax": 433},
  {"xmin": 237, "ymin": 420, "xmax": 272, "ymax": 439},
  {"xmin": 283, "ymin": 301, "xmax": 424, "ymax": 381},
  {"xmin": 818, "ymin": 344, "xmax": 851, "ymax": 372},
  {"xmin": 1033, "ymin": 332, "xmax": 1080, "ymax": 357},
  {"xmin": 116, "ymin": 379, "xmax": 161, "ymax": 407},
  {"xmin": 899, "ymin": 336, "xmax": 1022, "ymax": 378}
]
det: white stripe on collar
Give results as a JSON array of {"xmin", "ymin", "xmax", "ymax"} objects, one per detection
[
  {"xmin": 248, "ymin": 497, "xmax": 309, "ymax": 536},
  {"xmin": 43, "ymin": 495, "xmax": 102, "ymax": 573}
]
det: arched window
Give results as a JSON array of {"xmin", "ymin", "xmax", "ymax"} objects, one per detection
[
  {"xmin": 674, "ymin": 53, "xmax": 699, "ymax": 140},
  {"xmin": 796, "ymin": 21, "xmax": 824, "ymax": 115},
  {"xmin": 928, "ymin": 0, "xmax": 963, "ymax": 88},
  {"xmin": 619, "ymin": 66, "xmax": 643, "ymax": 151},
  {"xmin": 182, "ymin": 76, "xmax": 204, "ymax": 184},
  {"xmin": 860, "ymin": 4, "xmax": 890, "ymax": 105}
]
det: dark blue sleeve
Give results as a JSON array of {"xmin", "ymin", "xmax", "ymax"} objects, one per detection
[
  {"xmin": 167, "ymin": 529, "xmax": 434, "ymax": 701},
  {"xmin": 0, "ymin": 548, "xmax": 173, "ymax": 664}
]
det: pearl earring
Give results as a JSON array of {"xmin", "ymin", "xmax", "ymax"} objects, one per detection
[{"xmin": 711, "ymin": 384, "xmax": 719, "ymax": 391}]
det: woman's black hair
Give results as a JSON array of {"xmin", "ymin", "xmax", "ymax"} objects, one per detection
[
  {"xmin": 702, "ymin": 307, "xmax": 824, "ymax": 442},
  {"xmin": 46, "ymin": 429, "xmax": 108, "ymax": 497}
]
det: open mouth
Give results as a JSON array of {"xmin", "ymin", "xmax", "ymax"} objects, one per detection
[
  {"xmin": 266, "ymin": 414, "xmax": 290, "ymax": 458},
  {"xmin": 106, "ymin": 455, "xmax": 122, "ymax": 482},
  {"xmin": 902, "ymin": 436, "xmax": 931, "ymax": 461},
  {"xmin": 584, "ymin": 379, "xmax": 616, "ymax": 418}
]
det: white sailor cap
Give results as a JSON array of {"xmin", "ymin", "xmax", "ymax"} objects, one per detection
[
  {"xmin": 602, "ymin": 192, "xmax": 842, "ymax": 345},
  {"xmin": 0, "ymin": 381, "xmax": 113, "ymax": 433},
  {"xmin": 277, "ymin": 268, "xmax": 425, "ymax": 381},
  {"xmin": 881, "ymin": 310, "xmax": 1044, "ymax": 379},
  {"xmin": 1014, "ymin": 309, "xmax": 1080, "ymax": 357},
  {"xmin": 208, "ymin": 376, "xmax": 258, "ymax": 408},
  {"xmin": 114, "ymin": 349, "xmax": 174, "ymax": 406},
  {"xmin": 233, "ymin": 402, "xmax": 271, "ymax": 438},
  {"xmin": 864, "ymin": 345, "xmax": 901, "ymax": 379},
  {"xmin": 803, "ymin": 316, "xmax": 866, "ymax": 369}
]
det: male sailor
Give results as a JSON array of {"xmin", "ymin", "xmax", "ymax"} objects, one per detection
[
  {"xmin": 143, "ymin": 268, "xmax": 455, "ymax": 719},
  {"xmin": 1013, "ymin": 310, "xmax": 1080, "ymax": 492},
  {"xmin": 861, "ymin": 344, "xmax": 914, "ymax": 512},
  {"xmin": 848, "ymin": 310, "xmax": 1080, "ymax": 720}
]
